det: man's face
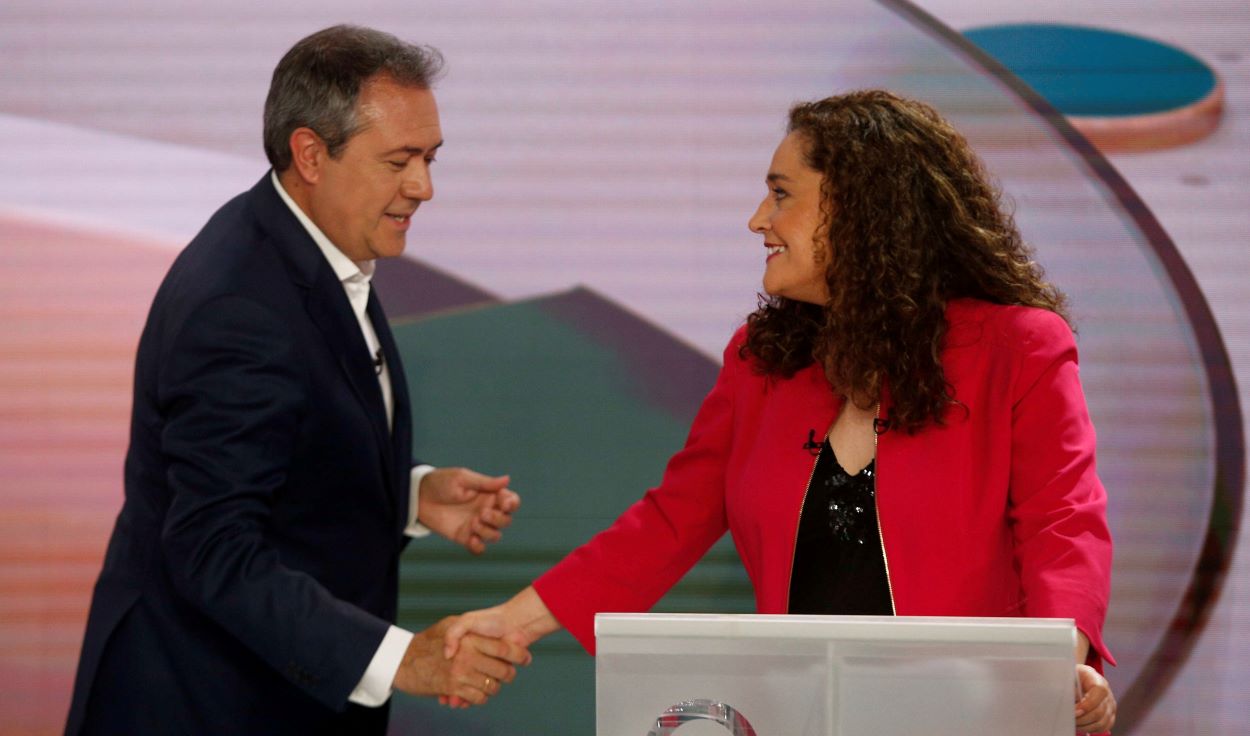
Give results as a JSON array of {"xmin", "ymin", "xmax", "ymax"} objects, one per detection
[{"xmin": 306, "ymin": 76, "xmax": 442, "ymax": 262}]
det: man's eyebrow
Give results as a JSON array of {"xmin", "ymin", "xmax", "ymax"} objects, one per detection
[{"xmin": 381, "ymin": 140, "xmax": 445, "ymax": 156}]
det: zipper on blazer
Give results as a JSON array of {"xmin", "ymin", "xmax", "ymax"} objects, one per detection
[
  {"xmin": 874, "ymin": 402, "xmax": 897, "ymax": 615},
  {"xmin": 783, "ymin": 440, "xmax": 823, "ymax": 614}
]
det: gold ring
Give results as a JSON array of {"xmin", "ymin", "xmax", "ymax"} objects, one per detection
[{"xmin": 485, "ymin": 676, "xmax": 492, "ymax": 690}]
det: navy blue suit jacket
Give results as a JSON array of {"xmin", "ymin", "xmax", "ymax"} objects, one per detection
[{"xmin": 65, "ymin": 175, "xmax": 416, "ymax": 735}]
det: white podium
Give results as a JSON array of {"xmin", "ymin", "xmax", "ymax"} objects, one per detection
[{"xmin": 595, "ymin": 613, "xmax": 1076, "ymax": 736}]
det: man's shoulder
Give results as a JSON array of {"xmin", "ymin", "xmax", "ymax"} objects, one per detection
[
  {"xmin": 184, "ymin": 180, "xmax": 277, "ymax": 264},
  {"xmin": 156, "ymin": 180, "xmax": 300, "ymax": 317}
]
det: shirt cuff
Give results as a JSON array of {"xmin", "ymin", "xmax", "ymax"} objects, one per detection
[
  {"xmin": 406, "ymin": 464, "xmax": 434, "ymax": 538},
  {"xmin": 347, "ymin": 625, "xmax": 414, "ymax": 707}
]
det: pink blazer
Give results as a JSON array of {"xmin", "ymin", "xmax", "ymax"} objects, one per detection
[{"xmin": 535, "ymin": 298, "xmax": 1114, "ymax": 667}]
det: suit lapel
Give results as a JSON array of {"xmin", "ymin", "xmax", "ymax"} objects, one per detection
[
  {"xmin": 367, "ymin": 290, "xmax": 412, "ymax": 518},
  {"xmin": 305, "ymin": 268, "xmax": 393, "ymax": 470},
  {"xmin": 246, "ymin": 174, "xmax": 395, "ymax": 492}
]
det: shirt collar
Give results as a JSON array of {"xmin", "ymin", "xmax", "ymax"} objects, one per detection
[{"xmin": 270, "ymin": 170, "xmax": 375, "ymax": 285}]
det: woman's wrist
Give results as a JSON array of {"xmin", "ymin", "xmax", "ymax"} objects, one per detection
[{"xmin": 506, "ymin": 585, "xmax": 561, "ymax": 642}]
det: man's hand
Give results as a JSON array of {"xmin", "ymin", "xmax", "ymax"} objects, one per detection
[
  {"xmin": 1075, "ymin": 664, "xmax": 1116, "ymax": 733},
  {"xmin": 439, "ymin": 586, "xmax": 559, "ymax": 708},
  {"xmin": 392, "ymin": 617, "xmax": 530, "ymax": 706},
  {"xmin": 418, "ymin": 467, "xmax": 520, "ymax": 554}
]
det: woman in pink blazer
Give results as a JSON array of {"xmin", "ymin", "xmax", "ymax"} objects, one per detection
[{"xmin": 450, "ymin": 90, "xmax": 1116, "ymax": 733}]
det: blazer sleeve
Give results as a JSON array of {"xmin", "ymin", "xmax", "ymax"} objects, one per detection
[
  {"xmin": 157, "ymin": 294, "xmax": 389, "ymax": 710},
  {"xmin": 533, "ymin": 330, "xmax": 744, "ymax": 653},
  {"xmin": 1006, "ymin": 310, "xmax": 1115, "ymax": 667}
]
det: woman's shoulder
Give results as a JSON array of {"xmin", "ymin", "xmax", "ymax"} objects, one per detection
[
  {"xmin": 946, "ymin": 298, "xmax": 1075, "ymax": 353},
  {"xmin": 721, "ymin": 323, "xmax": 754, "ymax": 371}
]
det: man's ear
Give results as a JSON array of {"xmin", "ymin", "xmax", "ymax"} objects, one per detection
[{"xmin": 288, "ymin": 127, "xmax": 325, "ymax": 185}]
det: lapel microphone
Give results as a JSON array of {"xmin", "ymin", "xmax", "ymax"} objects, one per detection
[
  {"xmin": 804, "ymin": 416, "xmax": 890, "ymax": 455},
  {"xmin": 373, "ymin": 348, "xmax": 384, "ymax": 375},
  {"xmin": 802, "ymin": 429, "xmax": 822, "ymax": 456}
]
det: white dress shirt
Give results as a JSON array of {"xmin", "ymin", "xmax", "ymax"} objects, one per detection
[{"xmin": 271, "ymin": 172, "xmax": 431, "ymax": 707}]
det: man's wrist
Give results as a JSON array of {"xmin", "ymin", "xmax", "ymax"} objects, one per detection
[
  {"xmin": 348, "ymin": 626, "xmax": 414, "ymax": 706},
  {"xmin": 406, "ymin": 464, "xmax": 436, "ymax": 537}
]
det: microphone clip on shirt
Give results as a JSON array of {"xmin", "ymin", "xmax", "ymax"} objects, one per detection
[
  {"xmin": 802, "ymin": 429, "xmax": 822, "ymax": 457},
  {"xmin": 804, "ymin": 415, "xmax": 890, "ymax": 455}
]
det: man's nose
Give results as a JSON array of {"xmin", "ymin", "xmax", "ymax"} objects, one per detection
[{"xmin": 402, "ymin": 165, "xmax": 433, "ymax": 202}]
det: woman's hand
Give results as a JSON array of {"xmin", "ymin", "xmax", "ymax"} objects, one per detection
[
  {"xmin": 1074, "ymin": 663, "xmax": 1116, "ymax": 733},
  {"xmin": 438, "ymin": 586, "xmax": 559, "ymax": 708}
]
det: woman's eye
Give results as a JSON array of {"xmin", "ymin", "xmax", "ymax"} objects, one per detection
[{"xmin": 772, "ymin": 187, "xmax": 788, "ymax": 200}]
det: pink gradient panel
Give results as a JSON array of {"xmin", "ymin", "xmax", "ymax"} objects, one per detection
[{"xmin": 0, "ymin": 216, "xmax": 175, "ymax": 732}]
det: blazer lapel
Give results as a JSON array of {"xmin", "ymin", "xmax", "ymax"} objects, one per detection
[
  {"xmin": 367, "ymin": 289, "xmax": 412, "ymax": 515},
  {"xmin": 305, "ymin": 267, "xmax": 393, "ymax": 475},
  {"xmin": 246, "ymin": 172, "xmax": 396, "ymax": 496}
]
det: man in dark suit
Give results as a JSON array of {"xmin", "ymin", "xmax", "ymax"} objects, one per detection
[{"xmin": 65, "ymin": 25, "xmax": 528, "ymax": 735}]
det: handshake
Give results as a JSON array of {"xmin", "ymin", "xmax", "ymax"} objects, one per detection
[
  {"xmin": 392, "ymin": 587, "xmax": 559, "ymax": 707},
  {"xmin": 397, "ymin": 470, "xmax": 561, "ymax": 707}
]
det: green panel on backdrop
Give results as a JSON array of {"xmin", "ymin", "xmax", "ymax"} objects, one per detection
[{"xmin": 387, "ymin": 293, "xmax": 754, "ymax": 735}]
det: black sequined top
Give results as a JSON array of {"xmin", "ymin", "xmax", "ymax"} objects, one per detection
[{"xmin": 787, "ymin": 438, "xmax": 893, "ymax": 615}]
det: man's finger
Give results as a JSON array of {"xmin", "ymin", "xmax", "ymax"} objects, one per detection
[
  {"xmin": 461, "ymin": 470, "xmax": 510, "ymax": 493},
  {"xmin": 494, "ymin": 489, "xmax": 521, "ymax": 512},
  {"xmin": 457, "ymin": 646, "xmax": 517, "ymax": 683},
  {"xmin": 451, "ymin": 683, "xmax": 488, "ymax": 706},
  {"xmin": 474, "ymin": 528, "xmax": 502, "ymax": 546},
  {"xmin": 470, "ymin": 632, "xmax": 531, "ymax": 666},
  {"xmin": 480, "ymin": 504, "xmax": 516, "ymax": 528},
  {"xmin": 473, "ymin": 519, "xmax": 505, "ymax": 543}
]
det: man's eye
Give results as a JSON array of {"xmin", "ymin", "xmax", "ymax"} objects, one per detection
[{"xmin": 388, "ymin": 160, "xmax": 406, "ymax": 170}]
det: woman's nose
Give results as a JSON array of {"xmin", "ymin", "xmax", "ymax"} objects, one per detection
[{"xmin": 748, "ymin": 198, "xmax": 771, "ymax": 234}]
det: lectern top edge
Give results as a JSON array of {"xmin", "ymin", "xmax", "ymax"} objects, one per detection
[{"xmin": 595, "ymin": 612, "xmax": 1076, "ymax": 646}]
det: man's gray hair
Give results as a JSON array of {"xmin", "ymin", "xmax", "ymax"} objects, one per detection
[{"xmin": 263, "ymin": 24, "xmax": 444, "ymax": 171}]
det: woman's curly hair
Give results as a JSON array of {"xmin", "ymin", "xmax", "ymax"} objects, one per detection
[{"xmin": 743, "ymin": 90, "xmax": 1069, "ymax": 433}]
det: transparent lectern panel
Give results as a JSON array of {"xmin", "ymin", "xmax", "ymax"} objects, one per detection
[
  {"xmin": 597, "ymin": 642, "xmax": 828, "ymax": 736},
  {"xmin": 597, "ymin": 614, "xmax": 1075, "ymax": 736},
  {"xmin": 836, "ymin": 644, "xmax": 1071, "ymax": 736}
]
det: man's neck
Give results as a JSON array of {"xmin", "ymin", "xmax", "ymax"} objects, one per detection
[
  {"xmin": 275, "ymin": 169, "xmax": 315, "ymax": 221},
  {"xmin": 270, "ymin": 170, "xmax": 370, "ymax": 281}
]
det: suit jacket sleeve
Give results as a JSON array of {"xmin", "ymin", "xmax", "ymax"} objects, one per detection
[
  {"xmin": 1006, "ymin": 310, "xmax": 1115, "ymax": 667},
  {"xmin": 158, "ymin": 293, "xmax": 389, "ymax": 710}
]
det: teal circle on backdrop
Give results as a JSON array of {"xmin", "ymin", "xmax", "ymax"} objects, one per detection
[{"xmin": 963, "ymin": 23, "xmax": 1217, "ymax": 117}]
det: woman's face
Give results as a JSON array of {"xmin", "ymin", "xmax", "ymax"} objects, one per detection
[{"xmin": 747, "ymin": 132, "xmax": 831, "ymax": 306}]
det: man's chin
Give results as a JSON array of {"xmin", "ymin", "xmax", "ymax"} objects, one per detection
[{"xmin": 369, "ymin": 238, "xmax": 409, "ymax": 261}]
